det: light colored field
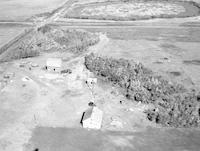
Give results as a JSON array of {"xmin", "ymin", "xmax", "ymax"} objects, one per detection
[
  {"xmin": 0, "ymin": 0, "xmax": 67, "ymax": 21},
  {"xmin": 82, "ymin": 2, "xmax": 185, "ymax": 17},
  {"xmin": 65, "ymin": 1, "xmax": 200, "ymax": 20}
]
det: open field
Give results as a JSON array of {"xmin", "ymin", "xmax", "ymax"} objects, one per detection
[
  {"xmin": 27, "ymin": 127, "xmax": 200, "ymax": 151},
  {"xmin": 0, "ymin": 0, "xmax": 67, "ymax": 21}
]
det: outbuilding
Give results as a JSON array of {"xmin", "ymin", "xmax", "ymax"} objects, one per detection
[
  {"xmin": 46, "ymin": 58, "xmax": 62, "ymax": 72},
  {"xmin": 80, "ymin": 107, "xmax": 103, "ymax": 129},
  {"xmin": 86, "ymin": 78, "xmax": 97, "ymax": 85}
]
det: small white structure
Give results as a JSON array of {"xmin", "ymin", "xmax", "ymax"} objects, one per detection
[
  {"xmin": 86, "ymin": 78, "xmax": 97, "ymax": 85},
  {"xmin": 81, "ymin": 107, "xmax": 103, "ymax": 129},
  {"xmin": 86, "ymin": 78, "xmax": 97, "ymax": 90},
  {"xmin": 46, "ymin": 58, "xmax": 62, "ymax": 72}
]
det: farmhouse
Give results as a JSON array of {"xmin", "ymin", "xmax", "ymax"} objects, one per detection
[
  {"xmin": 81, "ymin": 107, "xmax": 103, "ymax": 129},
  {"xmin": 46, "ymin": 58, "xmax": 62, "ymax": 72}
]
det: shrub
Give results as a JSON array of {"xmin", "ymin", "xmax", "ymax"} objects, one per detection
[
  {"xmin": 37, "ymin": 25, "xmax": 52, "ymax": 34},
  {"xmin": 49, "ymin": 29, "xmax": 99, "ymax": 54},
  {"xmin": 0, "ymin": 26, "xmax": 99, "ymax": 62},
  {"xmin": 0, "ymin": 39, "xmax": 39, "ymax": 62}
]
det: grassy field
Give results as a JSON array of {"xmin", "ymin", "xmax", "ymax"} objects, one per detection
[{"xmin": 0, "ymin": 0, "xmax": 67, "ymax": 21}]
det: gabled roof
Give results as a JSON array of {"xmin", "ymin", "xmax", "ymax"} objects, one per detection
[
  {"xmin": 82, "ymin": 107, "xmax": 93, "ymax": 121},
  {"xmin": 81, "ymin": 107, "xmax": 103, "ymax": 123}
]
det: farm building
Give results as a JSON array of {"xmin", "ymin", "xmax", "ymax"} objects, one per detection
[
  {"xmin": 81, "ymin": 107, "xmax": 103, "ymax": 129},
  {"xmin": 46, "ymin": 58, "xmax": 62, "ymax": 72},
  {"xmin": 86, "ymin": 78, "xmax": 97, "ymax": 85}
]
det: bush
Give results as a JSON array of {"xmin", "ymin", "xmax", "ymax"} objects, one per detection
[
  {"xmin": 85, "ymin": 53, "xmax": 200, "ymax": 128},
  {"xmin": 37, "ymin": 25, "xmax": 52, "ymax": 34},
  {"xmin": 0, "ymin": 39, "xmax": 40, "ymax": 62},
  {"xmin": 49, "ymin": 29, "xmax": 99, "ymax": 54}
]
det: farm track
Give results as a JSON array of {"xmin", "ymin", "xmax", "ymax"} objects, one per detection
[
  {"xmin": 0, "ymin": 22, "xmax": 34, "ymax": 26},
  {"xmin": 1, "ymin": 19, "xmax": 200, "ymax": 28},
  {"xmin": 50, "ymin": 22, "xmax": 200, "ymax": 28}
]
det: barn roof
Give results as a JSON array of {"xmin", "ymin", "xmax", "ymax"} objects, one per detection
[
  {"xmin": 46, "ymin": 58, "xmax": 62, "ymax": 68},
  {"xmin": 81, "ymin": 107, "xmax": 103, "ymax": 123},
  {"xmin": 82, "ymin": 107, "xmax": 93, "ymax": 121}
]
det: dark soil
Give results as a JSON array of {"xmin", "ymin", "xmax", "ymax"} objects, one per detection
[
  {"xmin": 169, "ymin": 71, "xmax": 182, "ymax": 76},
  {"xmin": 183, "ymin": 60, "xmax": 200, "ymax": 66},
  {"xmin": 85, "ymin": 53, "xmax": 200, "ymax": 128}
]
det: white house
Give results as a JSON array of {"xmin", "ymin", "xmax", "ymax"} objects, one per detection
[
  {"xmin": 46, "ymin": 58, "xmax": 62, "ymax": 72},
  {"xmin": 81, "ymin": 107, "xmax": 103, "ymax": 129}
]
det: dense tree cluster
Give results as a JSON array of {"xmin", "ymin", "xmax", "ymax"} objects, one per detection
[{"xmin": 85, "ymin": 53, "xmax": 200, "ymax": 127}]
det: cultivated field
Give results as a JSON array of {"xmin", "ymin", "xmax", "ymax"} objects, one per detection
[{"xmin": 65, "ymin": 0, "xmax": 200, "ymax": 20}]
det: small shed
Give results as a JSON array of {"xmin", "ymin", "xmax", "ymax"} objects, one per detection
[
  {"xmin": 86, "ymin": 78, "xmax": 97, "ymax": 90},
  {"xmin": 86, "ymin": 78, "xmax": 97, "ymax": 85},
  {"xmin": 46, "ymin": 58, "xmax": 62, "ymax": 72},
  {"xmin": 80, "ymin": 107, "xmax": 103, "ymax": 129}
]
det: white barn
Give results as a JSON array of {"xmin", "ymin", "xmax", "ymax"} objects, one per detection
[
  {"xmin": 81, "ymin": 107, "xmax": 103, "ymax": 129},
  {"xmin": 46, "ymin": 58, "xmax": 62, "ymax": 72}
]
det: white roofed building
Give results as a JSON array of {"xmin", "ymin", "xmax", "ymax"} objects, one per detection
[
  {"xmin": 46, "ymin": 58, "xmax": 62, "ymax": 72},
  {"xmin": 81, "ymin": 107, "xmax": 103, "ymax": 129}
]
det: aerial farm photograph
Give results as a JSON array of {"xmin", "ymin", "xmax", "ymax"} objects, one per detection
[{"xmin": 0, "ymin": 0, "xmax": 200, "ymax": 151}]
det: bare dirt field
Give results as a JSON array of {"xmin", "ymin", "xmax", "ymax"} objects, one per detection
[{"xmin": 65, "ymin": 0, "xmax": 200, "ymax": 21}]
